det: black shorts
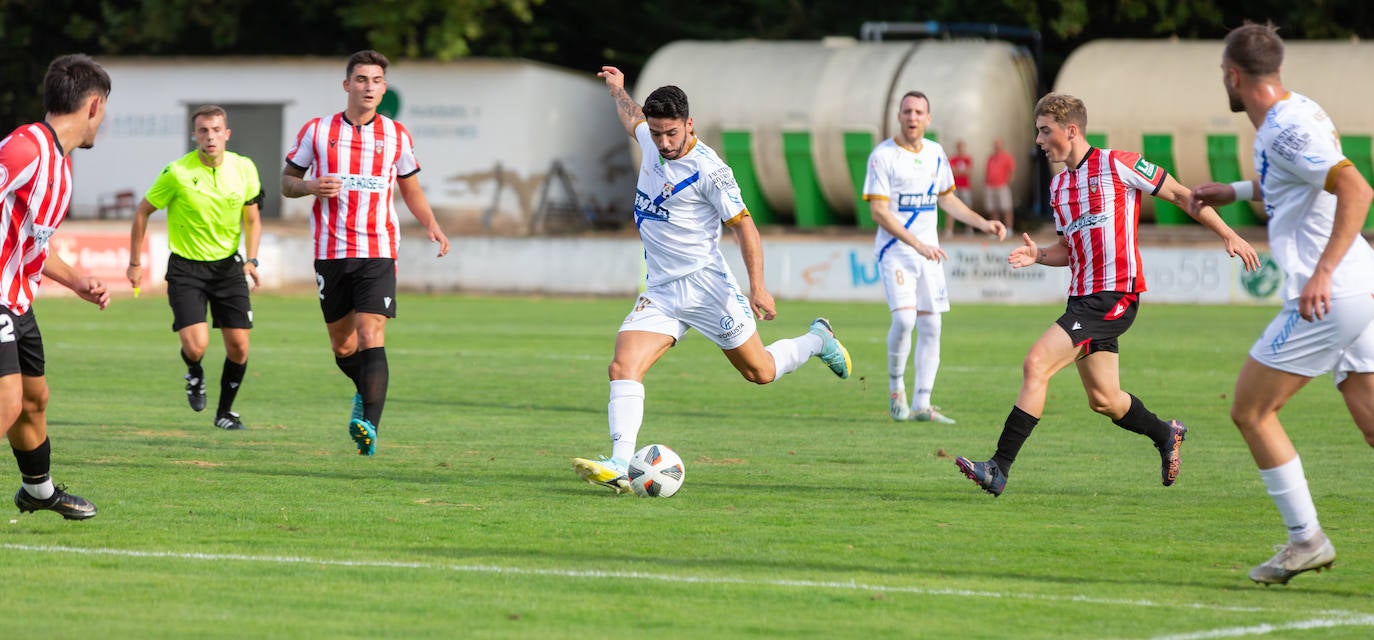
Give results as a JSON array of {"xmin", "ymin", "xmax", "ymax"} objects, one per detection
[
  {"xmin": 1055, "ymin": 291, "xmax": 1140, "ymax": 355},
  {"xmin": 314, "ymin": 258, "xmax": 398, "ymax": 324},
  {"xmin": 165, "ymin": 253, "xmax": 253, "ymax": 332},
  {"xmin": 0, "ymin": 306, "xmax": 45, "ymax": 378}
]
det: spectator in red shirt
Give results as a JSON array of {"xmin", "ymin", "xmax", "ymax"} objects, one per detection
[
  {"xmin": 984, "ymin": 138, "xmax": 1016, "ymax": 231},
  {"xmin": 945, "ymin": 139, "xmax": 974, "ymax": 238}
]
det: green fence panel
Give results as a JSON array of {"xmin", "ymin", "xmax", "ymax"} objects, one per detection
[
  {"xmin": 1142, "ymin": 133, "xmax": 1188, "ymax": 225},
  {"xmin": 1086, "ymin": 132, "xmax": 1107, "ymax": 148},
  {"xmin": 1341, "ymin": 134, "xmax": 1374, "ymax": 229},
  {"xmin": 1206, "ymin": 133, "xmax": 1262, "ymax": 227},
  {"xmin": 844, "ymin": 131, "xmax": 877, "ymax": 229},
  {"xmin": 719, "ymin": 131, "xmax": 776, "ymax": 225},
  {"xmin": 782, "ymin": 131, "xmax": 836, "ymax": 227}
]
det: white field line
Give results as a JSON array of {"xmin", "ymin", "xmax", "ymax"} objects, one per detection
[
  {"xmin": 4, "ymin": 542, "xmax": 1370, "ymax": 628},
  {"xmin": 1151, "ymin": 613, "xmax": 1374, "ymax": 639}
]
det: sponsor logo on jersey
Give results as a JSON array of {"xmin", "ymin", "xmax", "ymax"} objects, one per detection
[
  {"xmin": 896, "ymin": 193, "xmax": 939, "ymax": 210},
  {"xmin": 29, "ymin": 224, "xmax": 56, "ymax": 246},
  {"xmin": 337, "ymin": 174, "xmax": 389, "ymax": 192},
  {"xmin": 1272, "ymin": 126, "xmax": 1311, "ymax": 162},
  {"xmin": 719, "ymin": 315, "xmax": 735, "ymax": 331},
  {"xmin": 1063, "ymin": 212, "xmax": 1109, "ymax": 233},
  {"xmin": 633, "ymin": 190, "xmax": 669, "ymax": 222},
  {"xmin": 1132, "ymin": 158, "xmax": 1159, "ymax": 180},
  {"xmin": 708, "ymin": 167, "xmax": 738, "ymax": 191}
]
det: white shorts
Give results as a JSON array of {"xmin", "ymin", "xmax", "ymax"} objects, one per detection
[
  {"xmin": 880, "ymin": 249, "xmax": 950, "ymax": 313},
  {"xmin": 619, "ymin": 267, "xmax": 757, "ymax": 350},
  {"xmin": 985, "ymin": 185, "xmax": 1012, "ymax": 212},
  {"xmin": 1249, "ymin": 292, "xmax": 1374, "ymax": 380}
]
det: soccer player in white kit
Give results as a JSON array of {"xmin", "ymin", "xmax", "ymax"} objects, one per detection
[
  {"xmin": 572, "ymin": 66, "xmax": 852, "ymax": 493},
  {"xmin": 1191, "ymin": 22, "xmax": 1374, "ymax": 585},
  {"xmin": 863, "ymin": 91, "xmax": 1006, "ymax": 423}
]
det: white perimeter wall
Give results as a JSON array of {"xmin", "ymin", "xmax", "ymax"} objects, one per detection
[{"xmin": 55, "ymin": 225, "xmax": 1287, "ymax": 306}]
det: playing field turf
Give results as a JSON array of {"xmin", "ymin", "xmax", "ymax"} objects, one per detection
[{"xmin": 3, "ymin": 293, "xmax": 1371, "ymax": 639}]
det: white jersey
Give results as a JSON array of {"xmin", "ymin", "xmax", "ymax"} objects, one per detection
[
  {"xmin": 1256, "ymin": 92, "xmax": 1374, "ymax": 300},
  {"xmin": 631, "ymin": 121, "xmax": 747, "ymax": 287},
  {"xmin": 863, "ymin": 137, "xmax": 955, "ymax": 262}
]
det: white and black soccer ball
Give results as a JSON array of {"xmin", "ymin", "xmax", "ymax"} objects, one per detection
[{"xmin": 628, "ymin": 444, "xmax": 685, "ymax": 498}]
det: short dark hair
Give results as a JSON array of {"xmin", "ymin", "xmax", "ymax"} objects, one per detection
[
  {"xmin": 43, "ymin": 54, "xmax": 111, "ymax": 115},
  {"xmin": 901, "ymin": 90, "xmax": 930, "ymax": 110},
  {"xmin": 643, "ymin": 85, "xmax": 689, "ymax": 120},
  {"xmin": 346, "ymin": 50, "xmax": 390, "ymax": 78},
  {"xmin": 1224, "ymin": 21, "xmax": 1283, "ymax": 77},
  {"xmin": 191, "ymin": 105, "xmax": 228, "ymax": 128}
]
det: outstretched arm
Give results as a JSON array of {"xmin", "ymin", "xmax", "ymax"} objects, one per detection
[
  {"xmin": 598, "ymin": 66, "xmax": 644, "ymax": 136},
  {"xmin": 1159, "ymin": 174, "xmax": 1260, "ymax": 272},
  {"xmin": 937, "ymin": 191, "xmax": 1006, "ymax": 241}
]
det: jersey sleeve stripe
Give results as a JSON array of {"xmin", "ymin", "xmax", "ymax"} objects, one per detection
[{"xmin": 1324, "ymin": 159, "xmax": 1355, "ymax": 193}]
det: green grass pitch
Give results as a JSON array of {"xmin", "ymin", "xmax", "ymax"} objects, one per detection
[{"xmin": 2, "ymin": 293, "xmax": 1372, "ymax": 638}]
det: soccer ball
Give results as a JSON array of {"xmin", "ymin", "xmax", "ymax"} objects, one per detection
[{"xmin": 628, "ymin": 444, "xmax": 686, "ymax": 498}]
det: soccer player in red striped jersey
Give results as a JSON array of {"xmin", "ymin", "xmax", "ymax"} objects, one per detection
[
  {"xmin": 281, "ymin": 50, "xmax": 450, "ymax": 456},
  {"xmin": 3, "ymin": 54, "xmax": 112, "ymax": 520},
  {"xmin": 954, "ymin": 92, "xmax": 1260, "ymax": 497}
]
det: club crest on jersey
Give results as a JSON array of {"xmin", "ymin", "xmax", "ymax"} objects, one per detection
[
  {"xmin": 1132, "ymin": 158, "xmax": 1159, "ymax": 180},
  {"xmin": 661, "ymin": 182, "xmax": 675, "ymax": 199},
  {"xmin": 329, "ymin": 138, "xmax": 338, "ymax": 148},
  {"xmin": 374, "ymin": 141, "xmax": 385, "ymax": 155},
  {"xmin": 30, "ymin": 223, "xmax": 56, "ymax": 245},
  {"xmin": 1088, "ymin": 176, "xmax": 1099, "ymax": 194}
]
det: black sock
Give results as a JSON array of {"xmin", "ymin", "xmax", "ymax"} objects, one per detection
[
  {"xmin": 181, "ymin": 349, "xmax": 203, "ymax": 382},
  {"xmin": 359, "ymin": 347, "xmax": 389, "ymax": 429},
  {"xmin": 1112, "ymin": 393, "xmax": 1173, "ymax": 448},
  {"xmin": 217, "ymin": 358, "xmax": 247, "ymax": 416},
  {"xmin": 991, "ymin": 406, "xmax": 1039, "ymax": 475},
  {"xmin": 13, "ymin": 437, "xmax": 51, "ymax": 484},
  {"xmin": 335, "ymin": 350, "xmax": 365, "ymax": 392}
]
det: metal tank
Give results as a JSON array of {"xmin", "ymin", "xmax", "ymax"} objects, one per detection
[
  {"xmin": 1055, "ymin": 38, "xmax": 1374, "ymax": 227},
  {"xmin": 636, "ymin": 38, "xmax": 1038, "ymax": 228}
]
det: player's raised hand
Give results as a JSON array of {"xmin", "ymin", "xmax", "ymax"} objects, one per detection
[
  {"xmin": 1008, "ymin": 233, "xmax": 1038, "ymax": 268},
  {"xmin": 598, "ymin": 66, "xmax": 625, "ymax": 91}
]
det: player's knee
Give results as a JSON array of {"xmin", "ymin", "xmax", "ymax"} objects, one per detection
[
  {"xmin": 1086, "ymin": 394, "xmax": 1115, "ymax": 416},
  {"xmin": 740, "ymin": 364, "xmax": 775, "ymax": 385},
  {"xmin": 21, "ymin": 386, "xmax": 48, "ymax": 417}
]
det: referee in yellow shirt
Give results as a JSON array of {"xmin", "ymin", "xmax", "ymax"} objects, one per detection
[{"xmin": 128, "ymin": 105, "xmax": 263, "ymax": 431}]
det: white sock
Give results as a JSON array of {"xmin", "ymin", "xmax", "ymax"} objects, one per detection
[
  {"xmin": 887, "ymin": 309, "xmax": 916, "ymax": 394},
  {"xmin": 22, "ymin": 479, "xmax": 55, "ymax": 500},
  {"xmin": 1259, "ymin": 455, "xmax": 1321, "ymax": 544},
  {"xmin": 764, "ymin": 333, "xmax": 821, "ymax": 382},
  {"xmin": 912, "ymin": 313, "xmax": 942, "ymax": 410},
  {"xmin": 608, "ymin": 380, "xmax": 645, "ymax": 463}
]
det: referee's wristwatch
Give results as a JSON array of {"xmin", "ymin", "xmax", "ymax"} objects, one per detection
[{"xmin": 247, "ymin": 258, "xmax": 259, "ymax": 267}]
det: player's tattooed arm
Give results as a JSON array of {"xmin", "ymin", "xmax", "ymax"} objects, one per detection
[
  {"xmin": 611, "ymin": 85, "xmax": 645, "ymax": 133},
  {"xmin": 598, "ymin": 66, "xmax": 643, "ymax": 135}
]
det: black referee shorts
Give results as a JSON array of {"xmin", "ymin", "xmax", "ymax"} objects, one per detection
[{"xmin": 165, "ymin": 252, "xmax": 253, "ymax": 332}]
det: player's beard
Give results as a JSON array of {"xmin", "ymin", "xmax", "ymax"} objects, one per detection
[{"xmin": 1226, "ymin": 85, "xmax": 1244, "ymax": 113}]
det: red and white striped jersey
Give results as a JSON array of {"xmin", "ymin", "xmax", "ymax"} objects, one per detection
[
  {"xmin": 1048, "ymin": 147, "xmax": 1165, "ymax": 296},
  {"xmin": 0, "ymin": 123, "xmax": 72, "ymax": 315},
  {"xmin": 285, "ymin": 112, "xmax": 419, "ymax": 260}
]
